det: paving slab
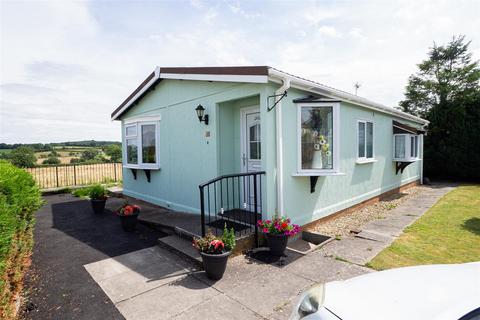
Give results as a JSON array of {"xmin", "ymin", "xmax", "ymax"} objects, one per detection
[
  {"xmin": 225, "ymin": 267, "xmax": 314, "ymax": 318},
  {"xmin": 193, "ymin": 254, "xmax": 271, "ymax": 292},
  {"xmin": 283, "ymin": 253, "xmax": 372, "ymax": 283},
  {"xmin": 173, "ymin": 294, "xmax": 261, "ymax": 320},
  {"xmin": 116, "ymin": 275, "xmax": 218, "ymax": 320},
  {"xmin": 320, "ymin": 237, "xmax": 385, "ymax": 265},
  {"xmin": 355, "ymin": 229, "xmax": 395, "ymax": 243}
]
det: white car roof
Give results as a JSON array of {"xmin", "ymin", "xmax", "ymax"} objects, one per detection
[{"xmin": 323, "ymin": 262, "xmax": 480, "ymax": 320}]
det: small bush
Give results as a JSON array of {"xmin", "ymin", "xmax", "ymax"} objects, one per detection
[
  {"xmin": 88, "ymin": 184, "xmax": 108, "ymax": 200},
  {"xmin": 42, "ymin": 156, "xmax": 60, "ymax": 165},
  {"xmin": 222, "ymin": 224, "xmax": 236, "ymax": 252},
  {"xmin": 71, "ymin": 186, "xmax": 92, "ymax": 198},
  {"xmin": 0, "ymin": 160, "xmax": 42, "ymax": 318}
]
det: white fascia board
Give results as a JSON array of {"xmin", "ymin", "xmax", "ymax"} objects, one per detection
[
  {"xmin": 159, "ymin": 73, "xmax": 268, "ymax": 83},
  {"xmin": 111, "ymin": 66, "xmax": 161, "ymax": 121},
  {"xmin": 268, "ymin": 69, "xmax": 429, "ymax": 126}
]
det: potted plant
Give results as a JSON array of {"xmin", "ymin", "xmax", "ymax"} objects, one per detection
[
  {"xmin": 89, "ymin": 184, "xmax": 108, "ymax": 214},
  {"xmin": 193, "ymin": 224, "xmax": 236, "ymax": 280},
  {"xmin": 257, "ymin": 217, "xmax": 300, "ymax": 256},
  {"xmin": 117, "ymin": 203, "xmax": 141, "ymax": 232}
]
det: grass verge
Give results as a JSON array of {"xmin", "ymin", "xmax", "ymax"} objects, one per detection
[{"xmin": 368, "ymin": 185, "xmax": 480, "ymax": 270}]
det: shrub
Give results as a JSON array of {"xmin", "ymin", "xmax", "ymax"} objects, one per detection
[
  {"xmin": 42, "ymin": 156, "xmax": 60, "ymax": 165},
  {"xmin": 222, "ymin": 224, "xmax": 236, "ymax": 252},
  {"xmin": 71, "ymin": 186, "xmax": 92, "ymax": 198},
  {"xmin": 88, "ymin": 184, "xmax": 108, "ymax": 200},
  {"xmin": 8, "ymin": 147, "xmax": 37, "ymax": 168},
  {"xmin": 0, "ymin": 160, "xmax": 42, "ymax": 318}
]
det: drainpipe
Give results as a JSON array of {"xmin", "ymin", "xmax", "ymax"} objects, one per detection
[{"xmin": 275, "ymin": 76, "xmax": 290, "ymax": 217}]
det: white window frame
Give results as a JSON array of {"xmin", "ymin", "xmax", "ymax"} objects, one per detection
[
  {"xmin": 296, "ymin": 102, "xmax": 341, "ymax": 175},
  {"xmin": 393, "ymin": 133, "xmax": 420, "ymax": 162},
  {"xmin": 122, "ymin": 117, "xmax": 161, "ymax": 170},
  {"xmin": 356, "ymin": 119, "xmax": 375, "ymax": 163}
]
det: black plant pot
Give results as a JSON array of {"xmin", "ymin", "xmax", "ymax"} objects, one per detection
[
  {"xmin": 200, "ymin": 251, "xmax": 231, "ymax": 280},
  {"xmin": 91, "ymin": 199, "xmax": 106, "ymax": 214},
  {"xmin": 267, "ymin": 233, "xmax": 288, "ymax": 256},
  {"xmin": 120, "ymin": 214, "xmax": 139, "ymax": 232}
]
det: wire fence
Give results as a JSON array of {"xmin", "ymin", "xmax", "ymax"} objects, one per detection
[{"xmin": 26, "ymin": 162, "xmax": 123, "ymax": 189}]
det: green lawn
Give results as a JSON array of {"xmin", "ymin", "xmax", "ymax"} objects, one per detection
[{"xmin": 368, "ymin": 185, "xmax": 480, "ymax": 270}]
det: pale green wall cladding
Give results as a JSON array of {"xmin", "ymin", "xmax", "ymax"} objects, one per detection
[
  {"xmin": 120, "ymin": 79, "xmax": 270, "ymax": 213},
  {"xmin": 120, "ymin": 79, "xmax": 422, "ymax": 225},
  {"xmin": 274, "ymin": 87, "xmax": 421, "ymax": 225}
]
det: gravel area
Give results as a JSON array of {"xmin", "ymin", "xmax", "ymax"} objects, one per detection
[{"xmin": 314, "ymin": 186, "xmax": 428, "ymax": 238}]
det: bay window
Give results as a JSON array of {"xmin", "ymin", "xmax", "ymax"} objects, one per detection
[
  {"xmin": 123, "ymin": 118, "xmax": 160, "ymax": 169},
  {"xmin": 297, "ymin": 102, "xmax": 340, "ymax": 174},
  {"xmin": 393, "ymin": 133, "xmax": 419, "ymax": 161},
  {"xmin": 357, "ymin": 120, "xmax": 374, "ymax": 162}
]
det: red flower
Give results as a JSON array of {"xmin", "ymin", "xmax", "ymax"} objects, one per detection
[
  {"xmin": 210, "ymin": 239, "xmax": 224, "ymax": 250},
  {"xmin": 281, "ymin": 222, "xmax": 288, "ymax": 229}
]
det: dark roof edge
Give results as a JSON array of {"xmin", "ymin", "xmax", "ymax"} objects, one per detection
[{"xmin": 161, "ymin": 66, "xmax": 269, "ymax": 76}]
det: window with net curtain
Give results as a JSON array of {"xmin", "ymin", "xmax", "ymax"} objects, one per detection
[
  {"xmin": 358, "ymin": 121, "xmax": 374, "ymax": 159},
  {"xmin": 300, "ymin": 106, "xmax": 333, "ymax": 170}
]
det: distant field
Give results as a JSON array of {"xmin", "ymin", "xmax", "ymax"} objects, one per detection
[
  {"xmin": 35, "ymin": 147, "xmax": 108, "ymax": 165},
  {"xmin": 0, "ymin": 149, "xmax": 12, "ymax": 154},
  {"xmin": 26, "ymin": 162, "xmax": 122, "ymax": 189}
]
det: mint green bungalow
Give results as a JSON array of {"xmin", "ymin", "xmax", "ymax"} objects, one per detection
[{"xmin": 111, "ymin": 66, "xmax": 427, "ymax": 237}]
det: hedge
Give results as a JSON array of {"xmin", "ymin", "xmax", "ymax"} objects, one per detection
[{"xmin": 0, "ymin": 160, "xmax": 42, "ymax": 318}]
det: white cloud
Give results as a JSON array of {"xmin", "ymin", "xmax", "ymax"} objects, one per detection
[
  {"xmin": 1, "ymin": 0, "xmax": 479, "ymax": 143},
  {"xmin": 318, "ymin": 26, "xmax": 342, "ymax": 38}
]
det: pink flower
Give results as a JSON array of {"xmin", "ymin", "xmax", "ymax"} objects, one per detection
[
  {"xmin": 263, "ymin": 227, "xmax": 269, "ymax": 233},
  {"xmin": 210, "ymin": 239, "xmax": 224, "ymax": 251}
]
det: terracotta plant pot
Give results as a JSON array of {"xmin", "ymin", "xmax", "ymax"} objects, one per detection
[
  {"xmin": 90, "ymin": 199, "xmax": 106, "ymax": 214},
  {"xmin": 120, "ymin": 214, "xmax": 139, "ymax": 232},
  {"xmin": 267, "ymin": 233, "xmax": 288, "ymax": 256},
  {"xmin": 200, "ymin": 251, "xmax": 231, "ymax": 280}
]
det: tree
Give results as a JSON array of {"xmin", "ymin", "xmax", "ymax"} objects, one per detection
[
  {"xmin": 399, "ymin": 36, "xmax": 480, "ymax": 180},
  {"xmin": 42, "ymin": 157, "xmax": 61, "ymax": 165},
  {"xmin": 80, "ymin": 148, "xmax": 100, "ymax": 161},
  {"xmin": 9, "ymin": 146, "xmax": 37, "ymax": 168},
  {"xmin": 104, "ymin": 144, "xmax": 122, "ymax": 162}
]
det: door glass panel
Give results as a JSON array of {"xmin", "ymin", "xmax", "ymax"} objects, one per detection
[
  {"xmin": 248, "ymin": 123, "xmax": 261, "ymax": 160},
  {"xmin": 141, "ymin": 124, "xmax": 156, "ymax": 163}
]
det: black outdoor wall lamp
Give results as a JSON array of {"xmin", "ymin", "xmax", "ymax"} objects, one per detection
[{"xmin": 195, "ymin": 104, "xmax": 209, "ymax": 125}]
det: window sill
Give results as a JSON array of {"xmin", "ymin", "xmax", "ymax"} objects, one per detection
[
  {"xmin": 123, "ymin": 164, "xmax": 161, "ymax": 170},
  {"xmin": 356, "ymin": 159, "xmax": 377, "ymax": 164},
  {"xmin": 292, "ymin": 172, "xmax": 345, "ymax": 177},
  {"xmin": 392, "ymin": 158, "xmax": 420, "ymax": 162}
]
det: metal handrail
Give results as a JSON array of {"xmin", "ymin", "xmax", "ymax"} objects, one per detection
[{"xmin": 199, "ymin": 171, "xmax": 266, "ymax": 188}]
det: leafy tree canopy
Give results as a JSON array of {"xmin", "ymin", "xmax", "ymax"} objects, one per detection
[
  {"xmin": 400, "ymin": 35, "xmax": 480, "ymax": 118},
  {"xmin": 103, "ymin": 144, "xmax": 122, "ymax": 162},
  {"xmin": 8, "ymin": 147, "xmax": 37, "ymax": 168},
  {"xmin": 400, "ymin": 36, "xmax": 480, "ymax": 180}
]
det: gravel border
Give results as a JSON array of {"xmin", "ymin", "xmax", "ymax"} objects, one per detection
[{"xmin": 313, "ymin": 186, "xmax": 428, "ymax": 238}]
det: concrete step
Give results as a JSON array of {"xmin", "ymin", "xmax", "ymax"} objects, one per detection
[
  {"xmin": 158, "ymin": 234, "xmax": 202, "ymax": 268},
  {"xmin": 174, "ymin": 226, "xmax": 200, "ymax": 241}
]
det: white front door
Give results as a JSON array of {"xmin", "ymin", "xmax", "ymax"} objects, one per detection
[{"xmin": 240, "ymin": 106, "xmax": 261, "ymax": 212}]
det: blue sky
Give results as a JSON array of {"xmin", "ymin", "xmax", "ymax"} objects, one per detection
[{"xmin": 1, "ymin": 0, "xmax": 479, "ymax": 143}]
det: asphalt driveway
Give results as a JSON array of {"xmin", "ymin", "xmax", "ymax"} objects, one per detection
[{"xmin": 23, "ymin": 194, "xmax": 166, "ymax": 320}]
